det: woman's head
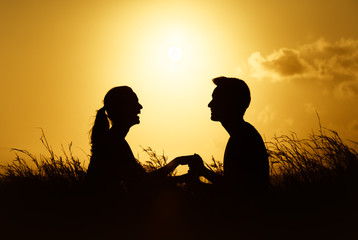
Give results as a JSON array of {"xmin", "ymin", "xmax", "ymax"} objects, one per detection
[
  {"xmin": 104, "ymin": 86, "xmax": 143, "ymax": 127},
  {"xmin": 90, "ymin": 86, "xmax": 142, "ymax": 151}
]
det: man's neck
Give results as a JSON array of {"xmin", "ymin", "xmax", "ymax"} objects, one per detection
[{"xmin": 221, "ymin": 115, "xmax": 245, "ymax": 136}]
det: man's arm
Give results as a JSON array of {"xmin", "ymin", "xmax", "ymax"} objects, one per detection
[
  {"xmin": 200, "ymin": 167, "xmax": 223, "ymax": 184},
  {"xmin": 189, "ymin": 154, "xmax": 224, "ymax": 185}
]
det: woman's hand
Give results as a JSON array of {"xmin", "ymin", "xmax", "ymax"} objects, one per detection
[
  {"xmin": 173, "ymin": 154, "xmax": 205, "ymax": 173},
  {"xmin": 172, "ymin": 155, "xmax": 197, "ymax": 166}
]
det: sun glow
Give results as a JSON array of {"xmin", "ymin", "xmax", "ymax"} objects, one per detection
[{"xmin": 168, "ymin": 45, "xmax": 183, "ymax": 62}]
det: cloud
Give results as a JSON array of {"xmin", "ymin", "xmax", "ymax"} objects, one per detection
[
  {"xmin": 334, "ymin": 80, "xmax": 358, "ymax": 99},
  {"xmin": 248, "ymin": 49, "xmax": 310, "ymax": 81},
  {"xmin": 257, "ymin": 105, "xmax": 276, "ymax": 124},
  {"xmin": 348, "ymin": 120, "xmax": 358, "ymax": 132},
  {"xmin": 304, "ymin": 103, "xmax": 317, "ymax": 114},
  {"xmin": 248, "ymin": 38, "xmax": 358, "ymax": 98}
]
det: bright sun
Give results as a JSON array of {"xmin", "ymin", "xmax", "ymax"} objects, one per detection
[{"xmin": 168, "ymin": 45, "xmax": 183, "ymax": 62}]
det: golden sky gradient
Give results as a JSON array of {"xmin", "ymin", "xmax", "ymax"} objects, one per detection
[{"xmin": 1, "ymin": 0, "xmax": 358, "ymax": 168}]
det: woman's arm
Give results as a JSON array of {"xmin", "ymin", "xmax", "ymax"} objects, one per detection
[{"xmin": 148, "ymin": 155, "xmax": 191, "ymax": 177}]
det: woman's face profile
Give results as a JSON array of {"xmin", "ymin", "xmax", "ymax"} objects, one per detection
[
  {"xmin": 105, "ymin": 88, "xmax": 143, "ymax": 127},
  {"xmin": 122, "ymin": 92, "xmax": 143, "ymax": 126}
]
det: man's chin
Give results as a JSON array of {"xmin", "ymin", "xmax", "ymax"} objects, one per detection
[
  {"xmin": 129, "ymin": 117, "xmax": 140, "ymax": 126},
  {"xmin": 210, "ymin": 115, "xmax": 220, "ymax": 121}
]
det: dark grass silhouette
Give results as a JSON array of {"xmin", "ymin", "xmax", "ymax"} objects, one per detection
[
  {"xmin": 265, "ymin": 124, "xmax": 358, "ymax": 240},
  {"xmin": 1, "ymin": 126, "xmax": 358, "ymax": 240}
]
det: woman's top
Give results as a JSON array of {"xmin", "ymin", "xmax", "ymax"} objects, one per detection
[{"xmin": 86, "ymin": 129, "xmax": 147, "ymax": 194}]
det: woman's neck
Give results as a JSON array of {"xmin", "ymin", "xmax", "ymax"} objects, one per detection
[{"xmin": 110, "ymin": 124, "xmax": 130, "ymax": 138}]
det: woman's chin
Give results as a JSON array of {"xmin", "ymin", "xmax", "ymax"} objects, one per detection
[{"xmin": 133, "ymin": 116, "xmax": 140, "ymax": 124}]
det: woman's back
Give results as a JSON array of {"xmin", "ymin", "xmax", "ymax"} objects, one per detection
[{"xmin": 87, "ymin": 129, "xmax": 146, "ymax": 195}]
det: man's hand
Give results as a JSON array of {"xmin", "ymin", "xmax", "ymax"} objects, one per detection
[
  {"xmin": 172, "ymin": 154, "xmax": 205, "ymax": 175},
  {"xmin": 188, "ymin": 154, "xmax": 205, "ymax": 175}
]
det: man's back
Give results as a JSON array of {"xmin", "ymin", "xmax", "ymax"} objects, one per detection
[{"xmin": 224, "ymin": 121, "xmax": 269, "ymax": 194}]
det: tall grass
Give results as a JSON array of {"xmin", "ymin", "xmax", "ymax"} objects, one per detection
[
  {"xmin": 141, "ymin": 147, "xmax": 176, "ymax": 176},
  {"xmin": 1, "ymin": 126, "xmax": 357, "ymax": 239},
  {"xmin": 1, "ymin": 126, "xmax": 357, "ymax": 193},
  {"xmin": 267, "ymin": 125, "xmax": 358, "ymax": 189},
  {"xmin": 264, "ymin": 122, "xmax": 358, "ymax": 220},
  {"xmin": 0, "ymin": 130, "xmax": 87, "ymax": 192}
]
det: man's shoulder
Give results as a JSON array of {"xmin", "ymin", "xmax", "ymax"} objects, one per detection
[
  {"xmin": 241, "ymin": 121, "xmax": 262, "ymax": 138},
  {"xmin": 242, "ymin": 121, "xmax": 257, "ymax": 129}
]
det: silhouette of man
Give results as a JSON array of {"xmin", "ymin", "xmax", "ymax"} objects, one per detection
[{"xmin": 189, "ymin": 77, "xmax": 269, "ymax": 197}]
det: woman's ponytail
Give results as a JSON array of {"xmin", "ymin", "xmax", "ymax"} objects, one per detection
[{"xmin": 90, "ymin": 107, "xmax": 109, "ymax": 153}]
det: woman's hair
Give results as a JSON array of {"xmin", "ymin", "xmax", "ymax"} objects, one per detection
[
  {"xmin": 90, "ymin": 86, "xmax": 134, "ymax": 153},
  {"xmin": 90, "ymin": 107, "xmax": 109, "ymax": 153}
]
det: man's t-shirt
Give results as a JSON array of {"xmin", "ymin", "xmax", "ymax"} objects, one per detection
[{"xmin": 223, "ymin": 121, "xmax": 269, "ymax": 194}]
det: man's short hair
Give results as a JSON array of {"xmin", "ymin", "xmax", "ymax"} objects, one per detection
[{"xmin": 212, "ymin": 76, "xmax": 251, "ymax": 112}]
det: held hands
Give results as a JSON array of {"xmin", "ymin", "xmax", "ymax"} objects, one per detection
[
  {"xmin": 156, "ymin": 154, "xmax": 205, "ymax": 178},
  {"xmin": 174, "ymin": 154, "xmax": 205, "ymax": 176},
  {"xmin": 171, "ymin": 154, "xmax": 220, "ymax": 184}
]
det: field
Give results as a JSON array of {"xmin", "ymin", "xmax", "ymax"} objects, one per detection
[{"xmin": 0, "ymin": 126, "xmax": 357, "ymax": 240}]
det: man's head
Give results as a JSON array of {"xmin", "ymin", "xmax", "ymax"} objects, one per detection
[{"xmin": 208, "ymin": 76, "xmax": 251, "ymax": 122}]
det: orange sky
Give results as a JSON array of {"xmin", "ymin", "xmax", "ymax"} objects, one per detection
[{"xmin": 1, "ymin": 0, "xmax": 358, "ymax": 168}]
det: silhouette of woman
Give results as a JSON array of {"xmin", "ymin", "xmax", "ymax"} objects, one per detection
[{"xmin": 86, "ymin": 86, "xmax": 186, "ymax": 197}]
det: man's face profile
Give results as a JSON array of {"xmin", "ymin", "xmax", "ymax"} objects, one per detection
[{"xmin": 208, "ymin": 87, "xmax": 233, "ymax": 122}]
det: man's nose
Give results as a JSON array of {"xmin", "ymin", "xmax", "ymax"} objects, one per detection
[{"xmin": 208, "ymin": 100, "xmax": 212, "ymax": 108}]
